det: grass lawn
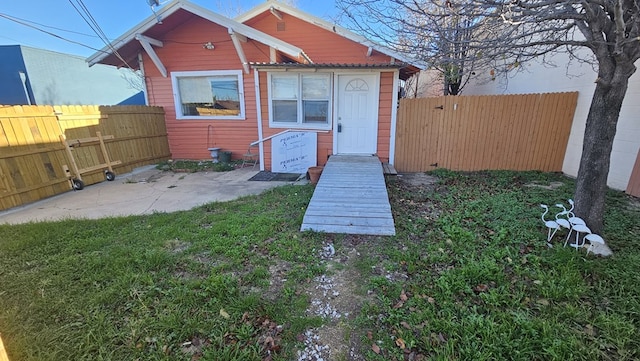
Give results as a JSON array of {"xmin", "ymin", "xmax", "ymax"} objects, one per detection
[{"xmin": 0, "ymin": 170, "xmax": 639, "ymax": 360}]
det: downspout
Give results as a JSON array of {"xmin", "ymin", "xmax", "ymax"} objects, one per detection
[
  {"xmin": 389, "ymin": 70, "xmax": 400, "ymax": 165},
  {"xmin": 138, "ymin": 53, "xmax": 149, "ymax": 105},
  {"xmin": 254, "ymin": 68, "xmax": 265, "ymax": 171}
]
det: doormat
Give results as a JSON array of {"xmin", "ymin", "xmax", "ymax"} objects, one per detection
[{"xmin": 248, "ymin": 171, "xmax": 302, "ymax": 182}]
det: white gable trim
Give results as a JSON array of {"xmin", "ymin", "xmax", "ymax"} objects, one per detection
[{"xmin": 87, "ymin": 0, "xmax": 311, "ymax": 67}]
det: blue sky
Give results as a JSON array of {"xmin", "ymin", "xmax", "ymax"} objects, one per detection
[{"xmin": 0, "ymin": 1, "xmax": 339, "ymax": 58}]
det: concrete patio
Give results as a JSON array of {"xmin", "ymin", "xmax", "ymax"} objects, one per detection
[{"xmin": 0, "ymin": 166, "xmax": 302, "ymax": 225}]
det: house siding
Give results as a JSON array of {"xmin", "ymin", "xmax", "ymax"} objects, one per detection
[
  {"xmin": 244, "ymin": 12, "xmax": 391, "ymax": 64},
  {"xmin": 142, "ymin": 17, "xmax": 270, "ymax": 160},
  {"xmin": 376, "ymin": 72, "xmax": 394, "ymax": 163},
  {"xmin": 257, "ymin": 71, "xmax": 333, "ymax": 170},
  {"xmin": 248, "ymin": 12, "xmax": 398, "ymax": 170},
  {"xmin": 257, "ymin": 70, "xmax": 395, "ymax": 170},
  {"xmin": 141, "ymin": 10, "xmax": 400, "ymax": 168}
]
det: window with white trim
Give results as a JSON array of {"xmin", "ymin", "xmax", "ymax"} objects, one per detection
[
  {"xmin": 171, "ymin": 70, "xmax": 245, "ymax": 120},
  {"xmin": 269, "ymin": 73, "xmax": 331, "ymax": 128}
]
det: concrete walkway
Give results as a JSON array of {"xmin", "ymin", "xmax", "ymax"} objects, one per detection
[
  {"xmin": 0, "ymin": 166, "xmax": 301, "ymax": 225},
  {"xmin": 300, "ymin": 155, "xmax": 396, "ymax": 236}
]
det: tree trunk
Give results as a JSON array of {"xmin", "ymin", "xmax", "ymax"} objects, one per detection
[{"xmin": 573, "ymin": 66, "xmax": 630, "ymax": 234}]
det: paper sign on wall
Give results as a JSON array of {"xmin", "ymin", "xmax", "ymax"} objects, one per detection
[{"xmin": 271, "ymin": 132, "xmax": 317, "ymax": 173}]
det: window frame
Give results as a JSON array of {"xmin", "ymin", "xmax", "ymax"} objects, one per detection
[
  {"xmin": 267, "ymin": 72, "xmax": 332, "ymax": 130},
  {"xmin": 171, "ymin": 70, "xmax": 246, "ymax": 120}
]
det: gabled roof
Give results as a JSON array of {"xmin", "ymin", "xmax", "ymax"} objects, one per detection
[
  {"xmin": 87, "ymin": 0, "xmax": 310, "ymax": 69},
  {"xmin": 236, "ymin": 0, "xmax": 426, "ymax": 70}
]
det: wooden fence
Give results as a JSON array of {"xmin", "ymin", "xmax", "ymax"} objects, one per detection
[
  {"xmin": 0, "ymin": 105, "xmax": 170, "ymax": 211},
  {"xmin": 394, "ymin": 92, "xmax": 579, "ymax": 172}
]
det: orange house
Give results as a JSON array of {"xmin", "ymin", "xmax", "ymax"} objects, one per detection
[{"xmin": 88, "ymin": 0, "xmax": 422, "ymax": 172}]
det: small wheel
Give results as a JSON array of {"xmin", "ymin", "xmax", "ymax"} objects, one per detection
[
  {"xmin": 72, "ymin": 179, "xmax": 85, "ymax": 190},
  {"xmin": 105, "ymin": 171, "xmax": 116, "ymax": 181}
]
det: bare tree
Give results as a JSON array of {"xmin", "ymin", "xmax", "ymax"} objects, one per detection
[
  {"xmin": 338, "ymin": 0, "xmax": 640, "ymax": 239},
  {"xmin": 215, "ymin": 0, "xmax": 247, "ymax": 17},
  {"xmin": 120, "ymin": 69, "xmax": 145, "ymax": 92},
  {"xmin": 215, "ymin": 0, "xmax": 299, "ymax": 17},
  {"xmin": 338, "ymin": 0, "xmax": 500, "ymax": 95}
]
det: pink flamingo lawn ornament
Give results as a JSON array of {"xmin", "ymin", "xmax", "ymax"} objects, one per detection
[{"xmin": 540, "ymin": 204, "xmax": 560, "ymax": 247}]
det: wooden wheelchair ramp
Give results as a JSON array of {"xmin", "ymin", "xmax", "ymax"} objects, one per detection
[{"xmin": 300, "ymin": 155, "xmax": 395, "ymax": 236}]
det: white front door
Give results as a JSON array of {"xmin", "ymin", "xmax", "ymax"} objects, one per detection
[{"xmin": 336, "ymin": 74, "xmax": 379, "ymax": 154}]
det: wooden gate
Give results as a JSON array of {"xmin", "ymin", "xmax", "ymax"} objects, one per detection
[
  {"xmin": 394, "ymin": 92, "xmax": 579, "ymax": 172},
  {"xmin": 0, "ymin": 105, "xmax": 170, "ymax": 211}
]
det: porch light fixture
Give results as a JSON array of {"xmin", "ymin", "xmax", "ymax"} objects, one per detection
[{"xmin": 203, "ymin": 42, "xmax": 215, "ymax": 50}]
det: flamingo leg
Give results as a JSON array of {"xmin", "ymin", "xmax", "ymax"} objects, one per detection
[{"xmin": 564, "ymin": 228, "xmax": 573, "ymax": 247}]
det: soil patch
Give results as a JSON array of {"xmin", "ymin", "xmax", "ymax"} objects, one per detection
[
  {"xmin": 524, "ymin": 181, "xmax": 565, "ymax": 190},
  {"xmin": 398, "ymin": 172, "xmax": 438, "ymax": 188},
  {"xmin": 296, "ymin": 241, "xmax": 369, "ymax": 361},
  {"xmin": 249, "ymin": 171, "xmax": 303, "ymax": 182}
]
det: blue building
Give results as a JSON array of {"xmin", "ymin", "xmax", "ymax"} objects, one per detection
[{"xmin": 0, "ymin": 45, "xmax": 145, "ymax": 105}]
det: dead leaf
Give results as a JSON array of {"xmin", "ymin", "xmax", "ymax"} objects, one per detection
[
  {"xmin": 396, "ymin": 338, "xmax": 406, "ymax": 349},
  {"xmin": 264, "ymin": 336, "xmax": 274, "ymax": 346},
  {"xmin": 438, "ymin": 333, "xmax": 447, "ymax": 343},
  {"xmin": 400, "ymin": 321, "xmax": 411, "ymax": 329},
  {"xmin": 427, "ymin": 297, "xmax": 436, "ymax": 304},
  {"xmin": 241, "ymin": 312, "xmax": 250, "ymax": 323},
  {"xmin": 367, "ymin": 331, "xmax": 373, "ymax": 340},
  {"xmin": 430, "ymin": 332, "xmax": 439, "ymax": 344},
  {"xmin": 393, "ymin": 301, "xmax": 404, "ymax": 309},
  {"xmin": 400, "ymin": 290, "xmax": 409, "ymax": 301},
  {"xmin": 372, "ymin": 343, "xmax": 381, "ymax": 354},
  {"xmin": 219, "ymin": 308, "xmax": 230, "ymax": 319},
  {"xmin": 473, "ymin": 284, "xmax": 489, "ymax": 293},
  {"xmin": 536, "ymin": 298, "xmax": 550, "ymax": 306},
  {"xmin": 584, "ymin": 324, "xmax": 597, "ymax": 337}
]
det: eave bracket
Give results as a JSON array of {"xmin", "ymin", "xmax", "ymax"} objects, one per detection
[
  {"xmin": 135, "ymin": 34, "xmax": 167, "ymax": 77},
  {"xmin": 229, "ymin": 28, "xmax": 250, "ymax": 74}
]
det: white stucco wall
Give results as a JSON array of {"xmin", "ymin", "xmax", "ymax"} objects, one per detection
[{"xmin": 461, "ymin": 52, "xmax": 640, "ymax": 190}]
